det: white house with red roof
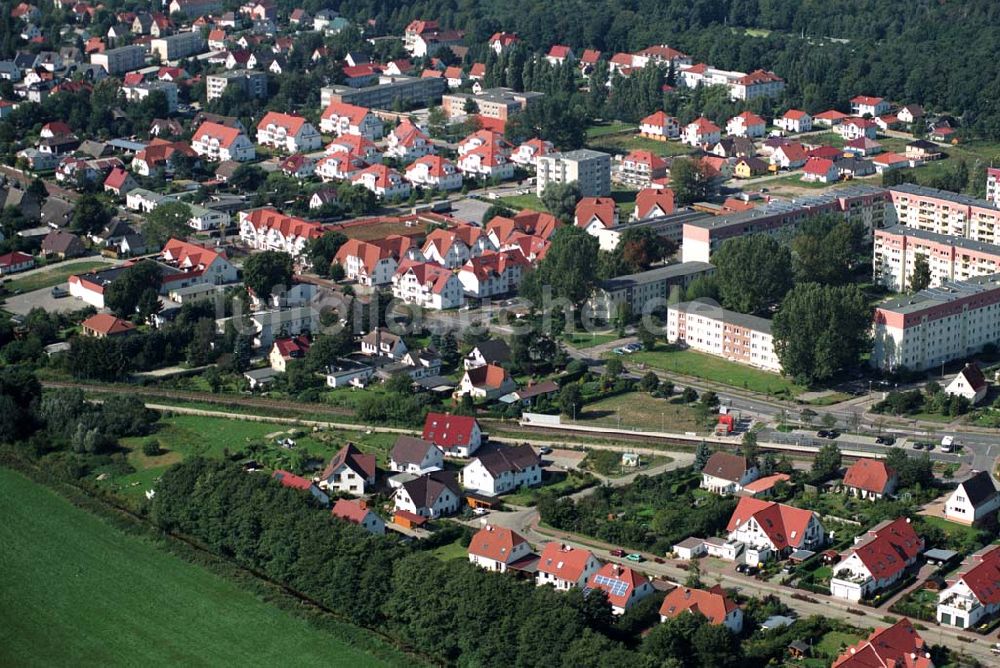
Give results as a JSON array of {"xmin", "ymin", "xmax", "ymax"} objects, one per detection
[
  {"xmin": 405, "ymin": 155, "xmax": 463, "ymax": 191},
  {"xmin": 511, "ymin": 138, "xmax": 554, "ymax": 167},
  {"xmin": 842, "ymin": 459, "xmax": 898, "ymax": 500},
  {"xmin": 488, "ymin": 31, "xmax": 519, "ymax": 55},
  {"xmin": 331, "ymin": 498, "xmax": 385, "ymax": 534},
  {"xmin": 639, "ymin": 110, "xmax": 680, "ymax": 141},
  {"xmin": 618, "ymin": 149, "xmax": 667, "ymax": 186},
  {"xmin": 238, "ymin": 207, "xmax": 324, "ymax": 258},
  {"xmin": 835, "ymin": 117, "xmax": 878, "ymax": 141},
  {"xmin": 457, "ymin": 363, "xmax": 516, "ymax": 400},
  {"xmin": 315, "ymin": 153, "xmax": 367, "ymax": 182},
  {"xmin": 682, "ymin": 117, "xmax": 721, "ymax": 147},
  {"xmin": 385, "ymin": 119, "xmax": 433, "ymax": 162},
  {"xmin": 457, "ymin": 249, "xmax": 528, "ymax": 298},
  {"xmin": 352, "ymin": 164, "xmax": 410, "ymax": 200},
  {"xmin": 319, "ymin": 444, "xmax": 376, "ymax": 495},
  {"xmin": 813, "ymin": 109, "xmax": 849, "ymax": 127},
  {"xmin": 421, "ymin": 226, "xmax": 492, "ymax": 268},
  {"xmin": 832, "ymin": 619, "xmax": 933, "ymax": 668},
  {"xmin": 802, "ymin": 157, "xmax": 839, "ymax": 183},
  {"xmin": 726, "ymin": 111, "xmax": 767, "ymax": 138},
  {"xmin": 545, "ymin": 45, "xmax": 573, "ymax": 66},
  {"xmin": 320, "ymin": 101, "xmax": 383, "ymax": 139},
  {"xmin": 945, "ymin": 362, "xmax": 989, "ymax": 405},
  {"xmin": 191, "ymin": 120, "xmax": 255, "ymax": 162},
  {"xmin": 256, "ymin": 111, "xmax": 321, "ymax": 153},
  {"xmin": 579, "ymin": 49, "xmax": 601, "ymax": 72},
  {"xmin": 851, "ymin": 95, "xmax": 890, "ymax": 118},
  {"xmin": 333, "ymin": 236, "xmax": 419, "ymax": 286},
  {"xmin": 326, "ymin": 134, "xmax": 382, "ymax": 163},
  {"xmin": 269, "ymin": 335, "xmax": 309, "ymax": 372},
  {"xmin": 730, "ymin": 69, "xmax": 784, "ymax": 100},
  {"xmin": 830, "ymin": 517, "xmax": 924, "ymax": 602},
  {"xmin": 587, "ymin": 563, "xmax": 654, "ymax": 615},
  {"xmin": 775, "ymin": 109, "xmax": 812, "ymax": 133},
  {"xmin": 536, "ymin": 543, "xmax": 601, "ymax": 590},
  {"xmin": 392, "ymin": 259, "xmax": 464, "ymax": 309},
  {"xmin": 632, "ymin": 188, "xmax": 676, "ymax": 221},
  {"xmin": 422, "ymin": 412, "xmax": 482, "ymax": 457},
  {"xmin": 574, "ymin": 196, "xmax": 619, "ymax": 251},
  {"xmin": 727, "ymin": 497, "xmax": 825, "ymax": 563},
  {"xmin": 937, "ymin": 544, "xmax": 1000, "ymax": 628},
  {"xmin": 456, "ymin": 132, "xmax": 514, "ymax": 179},
  {"xmin": 102, "ymin": 166, "xmax": 136, "ymax": 197},
  {"xmin": 660, "ymin": 585, "xmax": 743, "ymax": 632},
  {"xmin": 279, "ymin": 153, "xmax": 315, "ymax": 180},
  {"xmin": 468, "ymin": 525, "xmax": 532, "ymax": 572},
  {"xmin": 770, "ymin": 142, "xmax": 808, "ymax": 169}
]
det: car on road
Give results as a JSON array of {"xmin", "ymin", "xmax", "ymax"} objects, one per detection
[
  {"xmin": 538, "ymin": 447, "xmax": 552, "ymax": 455},
  {"xmin": 612, "ymin": 347, "xmax": 626, "ymax": 355},
  {"xmin": 625, "ymin": 553, "xmax": 645, "ymax": 563},
  {"xmin": 875, "ymin": 436, "xmax": 896, "ymax": 445},
  {"xmin": 991, "ymin": 643, "xmax": 1000, "ymax": 656},
  {"xmin": 913, "ymin": 442, "xmax": 925, "ymax": 450},
  {"xmin": 824, "ymin": 430, "xmax": 840, "ymax": 439},
  {"xmin": 817, "ymin": 430, "xmax": 829, "ymax": 437},
  {"xmin": 941, "ymin": 436, "xmax": 956, "ymax": 452},
  {"xmin": 924, "ymin": 443, "xmax": 935, "ymax": 451},
  {"xmin": 735, "ymin": 564, "xmax": 759, "ymax": 576},
  {"xmin": 623, "ymin": 343, "xmax": 642, "ymax": 353},
  {"xmin": 653, "ymin": 557, "xmax": 665, "ymax": 564},
  {"xmin": 610, "ymin": 548, "xmax": 626, "ymax": 557}
]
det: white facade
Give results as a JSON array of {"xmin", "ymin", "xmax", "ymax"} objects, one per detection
[
  {"xmin": 256, "ymin": 117, "xmax": 321, "ymax": 153},
  {"xmin": 535, "ymin": 150, "xmax": 611, "ymax": 197},
  {"xmin": 390, "ymin": 446, "xmax": 444, "ymax": 475},
  {"xmin": 666, "ymin": 302, "xmax": 781, "ymax": 373},
  {"xmin": 391, "ymin": 264, "xmax": 465, "ymax": 310},
  {"xmin": 461, "ymin": 457, "xmax": 541, "ymax": 496},
  {"xmin": 191, "ymin": 129, "xmax": 255, "ymax": 162}
]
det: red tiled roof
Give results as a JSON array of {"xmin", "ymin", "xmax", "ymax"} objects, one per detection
[
  {"xmin": 422, "ymin": 412, "xmax": 479, "ymax": 448},
  {"xmin": 547, "ymin": 45, "xmax": 571, "ymax": 58},
  {"xmin": 257, "ymin": 111, "xmax": 309, "ymax": 135},
  {"xmin": 727, "ymin": 497, "xmax": 816, "ymax": 550},
  {"xmin": 468, "ymin": 525, "xmax": 527, "ymax": 563},
  {"xmin": 331, "ymin": 498, "xmax": 373, "ymax": 525},
  {"xmin": 82, "ymin": 313, "xmax": 135, "ymax": 336},
  {"xmin": 688, "ymin": 117, "xmax": 720, "ymax": 133},
  {"xmin": 832, "ymin": 619, "xmax": 932, "ymax": 668},
  {"xmin": 851, "ymin": 95, "xmax": 884, "ymax": 105},
  {"xmin": 537, "ymin": 542, "xmax": 597, "ymax": 581},
  {"xmin": 273, "ymin": 335, "xmax": 309, "ymax": 359},
  {"xmin": 635, "ymin": 188, "xmax": 675, "ymax": 218},
  {"xmin": 575, "ymin": 196, "xmax": 617, "ymax": 229},
  {"xmin": 953, "ymin": 545, "xmax": 1000, "ymax": 605},
  {"xmin": 587, "ymin": 563, "xmax": 648, "ymax": 609},
  {"xmin": 803, "ymin": 157, "xmax": 836, "ymax": 176},
  {"xmin": 659, "ymin": 585, "xmax": 736, "ymax": 625},
  {"xmin": 736, "ymin": 69, "xmax": 783, "ymax": 85},
  {"xmin": 461, "ymin": 249, "xmax": 527, "ymax": 282},
  {"xmin": 783, "ymin": 109, "xmax": 808, "ymax": 120},
  {"xmin": 272, "ymin": 469, "xmax": 313, "ymax": 491},
  {"xmin": 807, "ymin": 145, "xmax": 840, "ymax": 160},
  {"xmin": 242, "ymin": 207, "xmax": 324, "ymax": 241},
  {"xmin": 733, "ymin": 110, "xmax": 766, "ymax": 126},
  {"xmin": 580, "ymin": 49, "xmax": 601, "ymax": 64},
  {"xmin": 741, "ymin": 473, "xmax": 791, "ymax": 494},
  {"xmin": 103, "ymin": 166, "xmax": 131, "ymax": 190},
  {"xmin": 846, "ymin": 518, "xmax": 923, "ymax": 582},
  {"xmin": 815, "ymin": 110, "xmax": 849, "ymax": 121},
  {"xmin": 321, "ymin": 101, "xmax": 372, "ymax": 126},
  {"xmin": 193, "ymin": 121, "xmax": 244, "ymax": 149},
  {"xmin": 464, "ymin": 363, "xmax": 510, "ymax": 389},
  {"xmin": 161, "ymin": 238, "xmax": 224, "ymax": 270},
  {"xmin": 641, "ymin": 110, "xmax": 675, "ymax": 127},
  {"xmin": 843, "ymin": 459, "xmax": 895, "ymax": 494}
]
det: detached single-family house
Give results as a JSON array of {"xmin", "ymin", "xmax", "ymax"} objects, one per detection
[
  {"xmin": 945, "ymin": 362, "xmax": 988, "ymax": 405},
  {"xmin": 775, "ymin": 109, "xmax": 811, "ymax": 133},
  {"xmin": 936, "ymin": 544, "xmax": 1000, "ymax": 629},
  {"xmin": 632, "ymin": 187, "xmax": 676, "ymax": 220},
  {"xmin": 842, "ymin": 459, "xmax": 897, "ymax": 500},
  {"xmin": 331, "ymin": 498, "xmax": 385, "ymax": 535},
  {"xmin": 318, "ymin": 444, "xmax": 376, "ymax": 496},
  {"xmin": 831, "ymin": 619, "xmax": 932, "ymax": 668},
  {"xmin": 851, "ymin": 95, "xmax": 890, "ymax": 118},
  {"xmin": 639, "ymin": 111, "xmax": 680, "ymax": 141},
  {"xmin": 536, "ymin": 543, "xmax": 601, "ymax": 590},
  {"xmin": 360, "ymin": 328, "xmax": 407, "ymax": 359},
  {"xmin": 682, "ymin": 117, "xmax": 721, "ymax": 147},
  {"xmin": 726, "ymin": 111, "xmax": 766, "ymax": 138},
  {"xmin": 393, "ymin": 470, "xmax": 462, "ymax": 519},
  {"xmin": 587, "ymin": 563, "xmax": 654, "ymax": 615},
  {"xmin": 457, "ymin": 363, "xmax": 516, "ymax": 400},
  {"xmin": 802, "ymin": 157, "xmax": 839, "ymax": 183},
  {"xmin": 462, "ymin": 444, "xmax": 542, "ymax": 496},
  {"xmin": 464, "ymin": 339, "xmax": 512, "ymax": 369},
  {"xmin": 701, "ymin": 452, "xmax": 759, "ymax": 495},
  {"xmin": 268, "ymin": 335, "xmax": 309, "ymax": 372},
  {"xmin": 726, "ymin": 497, "xmax": 825, "ymax": 564},
  {"xmin": 422, "ymin": 412, "xmax": 482, "ymax": 457},
  {"xmin": 256, "ymin": 111, "xmax": 321, "ymax": 153},
  {"xmin": 0, "ymin": 250, "xmax": 35, "ymax": 275},
  {"xmin": 272, "ymin": 469, "xmax": 330, "ymax": 506},
  {"xmin": 829, "ymin": 517, "xmax": 924, "ymax": 602},
  {"xmin": 945, "ymin": 471, "xmax": 1000, "ymax": 526},
  {"xmin": 405, "ymin": 155, "xmax": 463, "ymax": 191},
  {"xmin": 659, "ymin": 585, "xmax": 743, "ymax": 633},
  {"xmin": 389, "ymin": 435, "xmax": 444, "ymax": 474},
  {"xmin": 468, "ymin": 525, "xmax": 532, "ymax": 572}
]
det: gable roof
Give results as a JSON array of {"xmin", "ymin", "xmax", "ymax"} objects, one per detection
[
  {"xmin": 587, "ymin": 563, "xmax": 648, "ymax": 609},
  {"xmin": 468, "ymin": 525, "xmax": 527, "ymax": 563},
  {"xmin": 951, "ymin": 544, "xmax": 1000, "ymax": 605},
  {"xmin": 82, "ymin": 313, "xmax": 135, "ymax": 335},
  {"xmin": 845, "ymin": 517, "xmax": 923, "ymax": 582},
  {"xmin": 331, "ymin": 498, "xmax": 374, "ymax": 525},
  {"xmin": 272, "ymin": 469, "xmax": 314, "ymax": 491},
  {"xmin": 659, "ymin": 585, "xmax": 737, "ymax": 625},
  {"xmin": 257, "ymin": 111, "xmax": 309, "ymax": 135},
  {"xmin": 472, "ymin": 444, "xmax": 540, "ymax": 478},
  {"xmin": 464, "ymin": 363, "xmax": 511, "ymax": 390},
  {"xmin": 322, "ymin": 443, "xmax": 376, "ymax": 481},
  {"xmin": 702, "ymin": 451, "xmax": 752, "ymax": 483},
  {"xmin": 537, "ymin": 542, "xmax": 597, "ymax": 581},
  {"xmin": 954, "ymin": 362, "xmax": 987, "ymax": 392},
  {"xmin": 843, "ymin": 459, "xmax": 895, "ymax": 494},
  {"xmin": 321, "ymin": 101, "xmax": 372, "ymax": 126},
  {"xmin": 399, "ymin": 470, "xmax": 461, "ymax": 508},
  {"xmin": 192, "ymin": 121, "xmax": 245, "ymax": 148},
  {"xmin": 390, "ymin": 435, "xmax": 438, "ymax": 466},
  {"xmin": 956, "ymin": 470, "xmax": 999, "ymax": 507},
  {"xmin": 832, "ymin": 619, "xmax": 931, "ymax": 668},
  {"xmin": 575, "ymin": 196, "xmax": 617, "ymax": 228},
  {"xmin": 469, "ymin": 339, "xmax": 511, "ymax": 364},
  {"xmin": 803, "ymin": 156, "xmax": 836, "ymax": 176},
  {"xmin": 727, "ymin": 497, "xmax": 817, "ymax": 550},
  {"xmin": 422, "ymin": 412, "xmax": 479, "ymax": 448},
  {"xmin": 635, "ymin": 188, "xmax": 676, "ymax": 218}
]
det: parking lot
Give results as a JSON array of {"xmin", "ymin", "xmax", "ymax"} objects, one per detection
[{"xmin": 3, "ymin": 285, "xmax": 87, "ymax": 316}]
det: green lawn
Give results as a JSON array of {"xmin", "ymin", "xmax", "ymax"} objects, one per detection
[
  {"xmin": 586, "ymin": 132, "xmax": 695, "ymax": 157},
  {"xmin": 580, "ymin": 391, "xmax": 704, "ymax": 433},
  {"xmin": 627, "ymin": 345, "xmax": 806, "ymax": 397},
  {"xmin": 563, "ymin": 330, "xmax": 625, "ymax": 349},
  {"xmin": 815, "ymin": 630, "xmax": 863, "ymax": 658},
  {"xmin": 498, "ymin": 193, "xmax": 547, "ymax": 212},
  {"xmin": 430, "ymin": 537, "xmax": 469, "ymax": 561},
  {"xmin": 503, "ymin": 470, "xmax": 596, "ymax": 506},
  {"xmin": 114, "ymin": 414, "xmax": 398, "ymax": 498},
  {"xmin": 585, "ymin": 121, "xmax": 637, "ymax": 139},
  {"xmin": 918, "ymin": 514, "xmax": 983, "ymax": 542},
  {"xmin": 2, "ymin": 258, "xmax": 110, "ymax": 293},
  {"xmin": 0, "ymin": 467, "xmax": 405, "ymax": 667},
  {"xmin": 809, "ymin": 132, "xmax": 846, "ymax": 149}
]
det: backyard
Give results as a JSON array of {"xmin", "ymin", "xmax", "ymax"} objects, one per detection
[
  {"xmin": 0, "ymin": 468, "xmax": 409, "ymax": 667},
  {"xmin": 586, "ymin": 132, "xmax": 696, "ymax": 158},
  {"xmin": 1, "ymin": 258, "xmax": 110, "ymax": 294},
  {"xmin": 627, "ymin": 344, "xmax": 806, "ymax": 397}
]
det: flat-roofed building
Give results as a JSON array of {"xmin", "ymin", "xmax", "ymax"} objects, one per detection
[
  {"xmin": 441, "ymin": 87, "xmax": 543, "ymax": 121},
  {"xmin": 589, "ymin": 261, "xmax": 714, "ymax": 321},
  {"xmin": 320, "ymin": 75, "xmax": 445, "ymax": 110},
  {"xmin": 150, "ymin": 32, "xmax": 205, "ymax": 61},
  {"xmin": 889, "ymin": 183, "xmax": 1000, "ymax": 244},
  {"xmin": 91, "ymin": 45, "xmax": 145, "ymax": 74},
  {"xmin": 206, "ymin": 69, "xmax": 267, "ymax": 102},
  {"xmin": 874, "ymin": 225, "xmax": 1000, "ymax": 292},
  {"xmin": 872, "ymin": 273, "xmax": 1000, "ymax": 371},
  {"xmin": 666, "ymin": 299, "xmax": 781, "ymax": 372},
  {"xmin": 536, "ymin": 149, "xmax": 611, "ymax": 197}
]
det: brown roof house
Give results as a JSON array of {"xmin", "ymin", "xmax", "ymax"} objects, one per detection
[
  {"xmin": 318, "ymin": 443, "xmax": 376, "ymax": 496},
  {"xmin": 700, "ymin": 451, "xmax": 759, "ymax": 495},
  {"xmin": 945, "ymin": 362, "xmax": 988, "ymax": 405},
  {"xmin": 40, "ymin": 229, "xmax": 85, "ymax": 258},
  {"xmin": 461, "ymin": 444, "xmax": 542, "ymax": 496}
]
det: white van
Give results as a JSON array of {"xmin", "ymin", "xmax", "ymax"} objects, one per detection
[{"xmin": 941, "ymin": 436, "xmax": 955, "ymax": 452}]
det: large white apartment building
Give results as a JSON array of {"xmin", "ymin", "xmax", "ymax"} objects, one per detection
[
  {"xmin": 535, "ymin": 149, "xmax": 611, "ymax": 197},
  {"xmin": 987, "ymin": 167, "xmax": 1000, "ymax": 204},
  {"xmin": 889, "ymin": 183, "xmax": 1000, "ymax": 245},
  {"xmin": 872, "ymin": 274, "xmax": 1000, "ymax": 371},
  {"xmin": 666, "ymin": 299, "xmax": 782, "ymax": 373},
  {"xmin": 874, "ymin": 225, "xmax": 1000, "ymax": 292}
]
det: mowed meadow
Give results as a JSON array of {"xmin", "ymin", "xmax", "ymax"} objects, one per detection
[{"xmin": 0, "ymin": 467, "xmax": 410, "ymax": 667}]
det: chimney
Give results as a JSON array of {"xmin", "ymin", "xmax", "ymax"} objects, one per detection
[{"xmin": 358, "ymin": 499, "xmax": 367, "ymax": 510}]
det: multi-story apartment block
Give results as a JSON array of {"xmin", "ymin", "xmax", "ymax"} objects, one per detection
[
  {"xmin": 440, "ymin": 87, "xmax": 543, "ymax": 121},
  {"xmin": 678, "ymin": 64, "xmax": 784, "ymax": 101},
  {"xmin": 871, "ymin": 273, "xmax": 1000, "ymax": 371},
  {"xmin": 206, "ymin": 70, "xmax": 267, "ymax": 102},
  {"xmin": 666, "ymin": 299, "xmax": 782, "ymax": 373},
  {"xmin": 320, "ymin": 76, "xmax": 446, "ymax": 110},
  {"xmin": 589, "ymin": 261, "xmax": 714, "ymax": 322},
  {"xmin": 91, "ymin": 45, "xmax": 144, "ymax": 74},
  {"xmin": 239, "ymin": 207, "xmax": 324, "ymax": 258},
  {"xmin": 682, "ymin": 185, "xmax": 888, "ymax": 263},
  {"xmin": 150, "ymin": 32, "xmax": 205, "ymax": 61},
  {"xmin": 874, "ymin": 225, "xmax": 1000, "ymax": 292},
  {"xmin": 986, "ymin": 167, "xmax": 1000, "ymax": 204},
  {"xmin": 536, "ymin": 149, "xmax": 611, "ymax": 197},
  {"xmin": 122, "ymin": 80, "xmax": 178, "ymax": 112},
  {"xmin": 889, "ymin": 183, "xmax": 1000, "ymax": 245}
]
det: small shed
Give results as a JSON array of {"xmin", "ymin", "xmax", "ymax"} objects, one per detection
[
  {"xmin": 923, "ymin": 548, "xmax": 958, "ymax": 566},
  {"xmin": 788, "ymin": 640, "xmax": 810, "ymax": 659},
  {"xmin": 788, "ymin": 549, "xmax": 815, "ymax": 564},
  {"xmin": 393, "ymin": 510, "xmax": 428, "ymax": 529}
]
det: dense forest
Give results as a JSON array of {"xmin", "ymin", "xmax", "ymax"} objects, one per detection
[{"xmin": 333, "ymin": 0, "xmax": 1000, "ymax": 140}]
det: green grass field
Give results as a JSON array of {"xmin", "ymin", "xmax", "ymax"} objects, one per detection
[
  {"xmin": 580, "ymin": 391, "xmax": 703, "ymax": 433},
  {"xmin": 586, "ymin": 132, "xmax": 695, "ymax": 157},
  {"xmin": 585, "ymin": 121, "xmax": 637, "ymax": 138},
  {"xmin": 430, "ymin": 537, "xmax": 469, "ymax": 561},
  {"xmin": 628, "ymin": 345, "xmax": 806, "ymax": 397},
  {"xmin": 113, "ymin": 414, "xmax": 398, "ymax": 497},
  {"xmin": 2, "ymin": 258, "xmax": 111, "ymax": 294},
  {"xmin": 498, "ymin": 193, "xmax": 547, "ymax": 212},
  {"xmin": 0, "ymin": 467, "xmax": 406, "ymax": 667},
  {"xmin": 563, "ymin": 331, "xmax": 624, "ymax": 349}
]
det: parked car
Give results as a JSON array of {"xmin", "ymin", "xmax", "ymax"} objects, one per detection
[
  {"xmin": 473, "ymin": 507, "xmax": 489, "ymax": 516},
  {"xmin": 875, "ymin": 436, "xmax": 896, "ymax": 445},
  {"xmin": 610, "ymin": 548, "xmax": 626, "ymax": 557},
  {"xmin": 817, "ymin": 430, "xmax": 830, "ymax": 438},
  {"xmin": 653, "ymin": 557, "xmax": 665, "ymax": 564},
  {"xmin": 625, "ymin": 553, "xmax": 645, "ymax": 563},
  {"xmin": 538, "ymin": 446, "xmax": 552, "ymax": 455},
  {"xmin": 825, "ymin": 430, "xmax": 840, "ymax": 439},
  {"xmin": 913, "ymin": 442, "xmax": 925, "ymax": 450}
]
